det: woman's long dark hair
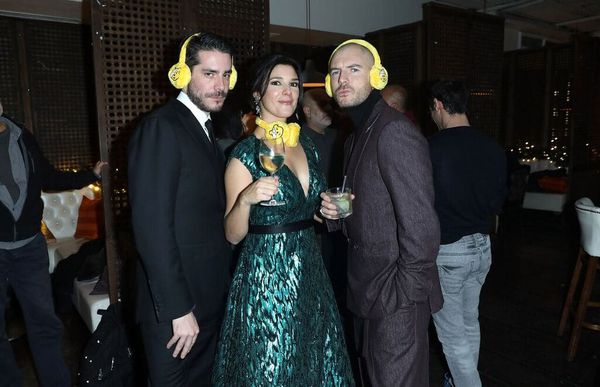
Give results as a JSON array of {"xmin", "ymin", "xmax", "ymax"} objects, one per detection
[{"xmin": 250, "ymin": 53, "xmax": 304, "ymax": 107}]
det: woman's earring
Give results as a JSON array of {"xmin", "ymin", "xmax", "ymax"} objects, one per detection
[{"xmin": 254, "ymin": 98, "xmax": 261, "ymax": 116}]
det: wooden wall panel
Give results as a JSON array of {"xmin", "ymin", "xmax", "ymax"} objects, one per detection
[
  {"xmin": 366, "ymin": 23, "xmax": 421, "ymax": 90},
  {"xmin": 366, "ymin": 23, "xmax": 423, "ymax": 122},
  {"xmin": 91, "ymin": 0, "xmax": 269, "ymax": 302},
  {"xmin": 0, "ymin": 15, "xmax": 96, "ymax": 171},
  {"xmin": 423, "ymin": 3, "xmax": 504, "ymax": 138},
  {"xmin": 0, "ymin": 16, "xmax": 24, "ymax": 123},
  {"xmin": 25, "ymin": 19, "xmax": 97, "ymax": 170}
]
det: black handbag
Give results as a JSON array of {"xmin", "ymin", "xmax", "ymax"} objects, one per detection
[{"xmin": 77, "ymin": 303, "xmax": 134, "ymax": 386}]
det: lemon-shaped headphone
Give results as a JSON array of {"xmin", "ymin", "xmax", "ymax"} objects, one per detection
[
  {"xmin": 325, "ymin": 39, "xmax": 388, "ymax": 97},
  {"xmin": 168, "ymin": 33, "xmax": 238, "ymax": 90}
]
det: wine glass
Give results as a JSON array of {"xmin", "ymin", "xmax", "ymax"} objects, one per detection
[{"xmin": 258, "ymin": 137, "xmax": 286, "ymax": 206}]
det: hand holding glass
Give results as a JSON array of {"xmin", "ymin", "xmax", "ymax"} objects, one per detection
[
  {"xmin": 324, "ymin": 187, "xmax": 352, "ymax": 218},
  {"xmin": 258, "ymin": 138, "xmax": 285, "ymax": 206}
]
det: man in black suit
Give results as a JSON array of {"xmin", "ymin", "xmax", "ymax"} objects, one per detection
[
  {"xmin": 321, "ymin": 40, "xmax": 442, "ymax": 386},
  {"xmin": 128, "ymin": 32, "xmax": 235, "ymax": 386}
]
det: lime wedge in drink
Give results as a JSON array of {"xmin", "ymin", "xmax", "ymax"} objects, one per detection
[{"xmin": 336, "ymin": 198, "xmax": 350, "ymax": 213}]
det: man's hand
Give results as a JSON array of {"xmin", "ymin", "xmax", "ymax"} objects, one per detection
[
  {"xmin": 93, "ymin": 161, "xmax": 108, "ymax": 178},
  {"xmin": 167, "ymin": 312, "xmax": 199, "ymax": 359},
  {"xmin": 319, "ymin": 192, "xmax": 355, "ymax": 220},
  {"xmin": 319, "ymin": 192, "xmax": 339, "ymax": 219}
]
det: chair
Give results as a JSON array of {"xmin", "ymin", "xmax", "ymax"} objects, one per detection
[
  {"xmin": 41, "ymin": 189, "xmax": 90, "ymax": 273},
  {"xmin": 557, "ymin": 197, "xmax": 600, "ymax": 360},
  {"xmin": 42, "ymin": 187, "xmax": 109, "ymax": 332},
  {"xmin": 72, "ymin": 276, "xmax": 110, "ymax": 332}
]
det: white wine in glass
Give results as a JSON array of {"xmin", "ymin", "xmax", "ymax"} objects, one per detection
[{"xmin": 258, "ymin": 137, "xmax": 285, "ymax": 206}]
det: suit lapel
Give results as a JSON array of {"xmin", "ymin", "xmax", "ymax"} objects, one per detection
[
  {"xmin": 345, "ymin": 101, "xmax": 386, "ymax": 184},
  {"xmin": 170, "ymin": 100, "xmax": 222, "ymax": 167}
]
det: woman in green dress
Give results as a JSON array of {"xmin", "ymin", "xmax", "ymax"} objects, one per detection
[{"xmin": 212, "ymin": 54, "xmax": 354, "ymax": 386}]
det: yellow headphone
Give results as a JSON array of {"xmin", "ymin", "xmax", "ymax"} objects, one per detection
[
  {"xmin": 255, "ymin": 117, "xmax": 300, "ymax": 147},
  {"xmin": 325, "ymin": 39, "xmax": 388, "ymax": 97},
  {"xmin": 167, "ymin": 33, "xmax": 238, "ymax": 90}
]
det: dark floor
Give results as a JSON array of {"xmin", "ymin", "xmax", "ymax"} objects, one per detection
[{"xmin": 8, "ymin": 207, "xmax": 600, "ymax": 386}]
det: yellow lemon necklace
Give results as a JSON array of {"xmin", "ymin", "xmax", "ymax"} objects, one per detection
[{"xmin": 255, "ymin": 117, "xmax": 300, "ymax": 147}]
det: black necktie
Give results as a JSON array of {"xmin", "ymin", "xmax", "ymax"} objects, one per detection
[
  {"xmin": 205, "ymin": 119, "xmax": 219, "ymax": 154},
  {"xmin": 205, "ymin": 119, "xmax": 215, "ymax": 142}
]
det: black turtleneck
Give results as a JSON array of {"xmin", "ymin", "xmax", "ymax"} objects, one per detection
[{"xmin": 345, "ymin": 90, "xmax": 382, "ymax": 134}]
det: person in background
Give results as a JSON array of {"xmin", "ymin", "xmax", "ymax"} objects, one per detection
[
  {"xmin": 241, "ymin": 111, "xmax": 257, "ymax": 136},
  {"xmin": 300, "ymin": 87, "xmax": 348, "ymax": 308},
  {"xmin": 428, "ymin": 80, "xmax": 507, "ymax": 387},
  {"xmin": 128, "ymin": 32, "xmax": 234, "ymax": 386},
  {"xmin": 300, "ymin": 88, "xmax": 343, "ymax": 186},
  {"xmin": 212, "ymin": 96, "xmax": 246, "ymax": 158},
  {"xmin": 320, "ymin": 39, "xmax": 442, "ymax": 386},
  {"xmin": 0, "ymin": 100, "xmax": 106, "ymax": 387},
  {"xmin": 382, "ymin": 84, "xmax": 417, "ymax": 124}
]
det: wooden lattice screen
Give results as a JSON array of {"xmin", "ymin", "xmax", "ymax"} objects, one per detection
[
  {"xmin": 0, "ymin": 16, "xmax": 24, "ymax": 124},
  {"xmin": 366, "ymin": 23, "xmax": 423, "ymax": 118},
  {"xmin": 423, "ymin": 3, "xmax": 504, "ymax": 139},
  {"xmin": 90, "ymin": 0, "xmax": 269, "ymax": 302},
  {"xmin": 366, "ymin": 23, "xmax": 422, "ymax": 90},
  {"xmin": 0, "ymin": 16, "xmax": 96, "ymax": 170},
  {"xmin": 24, "ymin": 19, "xmax": 97, "ymax": 171}
]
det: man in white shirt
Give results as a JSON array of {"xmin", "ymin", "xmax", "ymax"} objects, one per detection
[{"xmin": 128, "ymin": 32, "xmax": 235, "ymax": 386}]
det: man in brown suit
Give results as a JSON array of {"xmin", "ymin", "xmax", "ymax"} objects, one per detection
[{"xmin": 320, "ymin": 39, "xmax": 443, "ymax": 386}]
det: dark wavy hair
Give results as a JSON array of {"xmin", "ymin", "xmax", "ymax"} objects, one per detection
[
  {"xmin": 429, "ymin": 80, "xmax": 469, "ymax": 114},
  {"xmin": 250, "ymin": 53, "xmax": 304, "ymax": 106},
  {"xmin": 184, "ymin": 32, "xmax": 234, "ymax": 69}
]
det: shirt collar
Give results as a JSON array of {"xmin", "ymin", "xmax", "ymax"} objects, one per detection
[
  {"xmin": 177, "ymin": 91, "xmax": 211, "ymax": 129},
  {"xmin": 0, "ymin": 116, "xmax": 23, "ymax": 143}
]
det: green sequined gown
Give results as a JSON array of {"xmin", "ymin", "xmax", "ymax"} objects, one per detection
[{"xmin": 212, "ymin": 134, "xmax": 354, "ymax": 386}]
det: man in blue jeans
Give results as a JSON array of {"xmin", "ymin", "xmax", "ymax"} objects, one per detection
[
  {"xmin": 428, "ymin": 80, "xmax": 507, "ymax": 387},
  {"xmin": 0, "ymin": 100, "xmax": 106, "ymax": 387}
]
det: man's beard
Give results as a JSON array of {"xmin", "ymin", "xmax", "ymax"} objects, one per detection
[
  {"xmin": 335, "ymin": 85, "xmax": 370, "ymax": 108},
  {"xmin": 188, "ymin": 87, "xmax": 226, "ymax": 113}
]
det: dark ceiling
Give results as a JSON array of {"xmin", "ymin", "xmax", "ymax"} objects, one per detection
[{"xmin": 438, "ymin": 0, "xmax": 600, "ymax": 42}]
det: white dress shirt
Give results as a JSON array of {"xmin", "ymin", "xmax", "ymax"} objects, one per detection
[{"xmin": 176, "ymin": 91, "xmax": 212, "ymax": 141}]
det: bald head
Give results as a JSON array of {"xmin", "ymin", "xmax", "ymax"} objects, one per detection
[
  {"xmin": 382, "ymin": 84, "xmax": 408, "ymax": 113},
  {"xmin": 328, "ymin": 44, "xmax": 376, "ymax": 108},
  {"xmin": 301, "ymin": 88, "xmax": 333, "ymax": 133},
  {"xmin": 301, "ymin": 88, "xmax": 330, "ymax": 107},
  {"xmin": 331, "ymin": 43, "xmax": 375, "ymax": 68}
]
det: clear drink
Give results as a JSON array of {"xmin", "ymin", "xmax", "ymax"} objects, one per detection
[{"xmin": 326, "ymin": 187, "xmax": 352, "ymax": 219}]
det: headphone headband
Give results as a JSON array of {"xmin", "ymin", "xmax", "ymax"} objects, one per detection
[
  {"xmin": 168, "ymin": 32, "xmax": 237, "ymax": 90},
  {"xmin": 328, "ymin": 39, "xmax": 382, "ymax": 68},
  {"xmin": 178, "ymin": 33, "xmax": 201, "ymax": 65},
  {"xmin": 325, "ymin": 39, "xmax": 388, "ymax": 97}
]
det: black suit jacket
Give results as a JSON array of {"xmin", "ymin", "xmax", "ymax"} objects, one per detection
[
  {"xmin": 340, "ymin": 99, "xmax": 443, "ymax": 319},
  {"xmin": 128, "ymin": 99, "xmax": 231, "ymax": 325}
]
